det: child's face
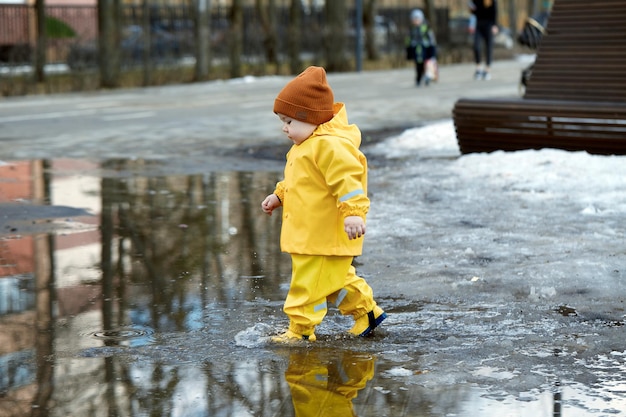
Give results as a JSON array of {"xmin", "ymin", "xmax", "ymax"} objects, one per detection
[{"xmin": 277, "ymin": 113, "xmax": 317, "ymax": 145}]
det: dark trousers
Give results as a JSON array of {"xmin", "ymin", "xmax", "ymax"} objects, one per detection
[
  {"xmin": 414, "ymin": 60, "xmax": 425, "ymax": 85},
  {"xmin": 473, "ymin": 21, "xmax": 494, "ymax": 67}
]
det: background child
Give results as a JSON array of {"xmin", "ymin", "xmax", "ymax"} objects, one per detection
[
  {"xmin": 406, "ymin": 9, "xmax": 437, "ymax": 86},
  {"xmin": 261, "ymin": 66, "xmax": 387, "ymax": 343}
]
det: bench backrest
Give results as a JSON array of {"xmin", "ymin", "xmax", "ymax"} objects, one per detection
[{"xmin": 524, "ymin": 0, "xmax": 626, "ymax": 102}]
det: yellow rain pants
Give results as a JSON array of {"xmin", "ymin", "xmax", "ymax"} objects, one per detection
[{"xmin": 285, "ymin": 254, "xmax": 377, "ymax": 336}]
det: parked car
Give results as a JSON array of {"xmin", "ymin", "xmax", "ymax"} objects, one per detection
[
  {"xmin": 346, "ymin": 15, "xmax": 399, "ymax": 53},
  {"xmin": 67, "ymin": 25, "xmax": 183, "ymax": 70}
]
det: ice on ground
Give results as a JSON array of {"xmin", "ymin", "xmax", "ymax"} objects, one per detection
[
  {"xmin": 472, "ymin": 366, "xmax": 517, "ymax": 380},
  {"xmin": 369, "ymin": 120, "xmax": 626, "ymax": 217},
  {"xmin": 382, "ymin": 366, "xmax": 414, "ymax": 377},
  {"xmin": 368, "ymin": 119, "xmax": 460, "ymax": 159},
  {"xmin": 365, "ymin": 119, "xmax": 626, "ymax": 303}
]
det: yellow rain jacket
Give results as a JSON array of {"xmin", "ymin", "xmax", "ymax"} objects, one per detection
[{"xmin": 274, "ymin": 103, "xmax": 369, "ymax": 256}]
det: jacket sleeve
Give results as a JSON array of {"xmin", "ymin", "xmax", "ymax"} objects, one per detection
[
  {"xmin": 274, "ymin": 181, "xmax": 285, "ymax": 203},
  {"xmin": 316, "ymin": 138, "xmax": 369, "ymax": 219}
]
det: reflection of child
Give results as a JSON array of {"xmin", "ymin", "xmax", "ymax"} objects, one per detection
[
  {"xmin": 285, "ymin": 349, "xmax": 375, "ymax": 415},
  {"xmin": 261, "ymin": 66, "xmax": 387, "ymax": 343}
]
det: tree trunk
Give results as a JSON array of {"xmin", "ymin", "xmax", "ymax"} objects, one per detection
[
  {"xmin": 363, "ymin": 0, "xmax": 378, "ymax": 61},
  {"xmin": 256, "ymin": 0, "xmax": 278, "ymax": 70},
  {"xmin": 423, "ymin": 0, "xmax": 436, "ymax": 34},
  {"xmin": 324, "ymin": 0, "xmax": 349, "ymax": 72},
  {"xmin": 287, "ymin": 0, "xmax": 303, "ymax": 74},
  {"xmin": 98, "ymin": 0, "xmax": 121, "ymax": 88},
  {"xmin": 34, "ymin": 0, "xmax": 45, "ymax": 83},
  {"xmin": 229, "ymin": 0, "xmax": 243, "ymax": 78}
]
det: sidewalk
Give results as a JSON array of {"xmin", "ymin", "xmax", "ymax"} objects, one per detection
[{"xmin": 0, "ymin": 58, "xmax": 531, "ymax": 163}]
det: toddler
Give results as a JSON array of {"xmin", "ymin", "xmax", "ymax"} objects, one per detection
[{"xmin": 261, "ymin": 66, "xmax": 387, "ymax": 343}]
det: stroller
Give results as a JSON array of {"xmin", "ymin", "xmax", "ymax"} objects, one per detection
[{"xmin": 517, "ymin": 11, "xmax": 550, "ymax": 92}]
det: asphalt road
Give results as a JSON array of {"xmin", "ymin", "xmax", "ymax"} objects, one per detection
[{"xmin": 0, "ymin": 59, "xmax": 529, "ymax": 165}]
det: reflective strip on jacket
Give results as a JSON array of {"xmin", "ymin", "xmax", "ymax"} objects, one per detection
[{"xmin": 274, "ymin": 103, "xmax": 369, "ymax": 256}]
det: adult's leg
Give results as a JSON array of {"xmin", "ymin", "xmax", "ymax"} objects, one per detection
[
  {"xmin": 476, "ymin": 22, "xmax": 494, "ymax": 78},
  {"xmin": 473, "ymin": 29, "xmax": 483, "ymax": 66},
  {"xmin": 484, "ymin": 25, "xmax": 495, "ymax": 68}
]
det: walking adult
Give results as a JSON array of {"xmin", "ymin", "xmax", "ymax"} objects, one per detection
[{"xmin": 469, "ymin": 0, "xmax": 498, "ymax": 80}]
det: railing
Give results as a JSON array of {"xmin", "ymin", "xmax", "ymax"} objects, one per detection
[{"xmin": 0, "ymin": 4, "xmax": 476, "ymax": 95}]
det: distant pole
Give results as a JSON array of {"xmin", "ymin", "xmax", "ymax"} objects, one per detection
[
  {"xmin": 508, "ymin": 0, "xmax": 518, "ymax": 39},
  {"xmin": 195, "ymin": 0, "xmax": 211, "ymax": 80},
  {"xmin": 355, "ymin": 0, "xmax": 362, "ymax": 72}
]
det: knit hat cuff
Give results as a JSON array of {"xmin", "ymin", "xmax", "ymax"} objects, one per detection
[{"xmin": 273, "ymin": 98, "xmax": 334, "ymax": 125}]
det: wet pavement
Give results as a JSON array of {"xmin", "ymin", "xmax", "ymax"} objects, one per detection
[
  {"xmin": 0, "ymin": 59, "xmax": 529, "ymax": 165},
  {"xmin": 1, "ymin": 58, "xmax": 626, "ymax": 416}
]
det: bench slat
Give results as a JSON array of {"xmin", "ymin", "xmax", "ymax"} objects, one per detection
[{"xmin": 453, "ymin": 99, "xmax": 626, "ymax": 154}]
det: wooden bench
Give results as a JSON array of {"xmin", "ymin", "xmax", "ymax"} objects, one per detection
[{"xmin": 453, "ymin": 0, "xmax": 626, "ymax": 155}]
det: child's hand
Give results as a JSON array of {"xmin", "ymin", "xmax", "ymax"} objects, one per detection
[
  {"xmin": 261, "ymin": 194, "xmax": 281, "ymax": 216},
  {"xmin": 344, "ymin": 216, "xmax": 366, "ymax": 240}
]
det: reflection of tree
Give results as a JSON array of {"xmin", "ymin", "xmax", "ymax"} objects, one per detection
[
  {"xmin": 0, "ymin": 161, "xmax": 302, "ymax": 416},
  {"xmin": 200, "ymin": 358, "xmax": 293, "ymax": 416},
  {"xmin": 88, "ymin": 163, "xmax": 295, "ymax": 415},
  {"xmin": 98, "ymin": 161, "xmax": 288, "ymax": 333},
  {"xmin": 31, "ymin": 160, "xmax": 55, "ymax": 416},
  {"xmin": 31, "ymin": 231, "xmax": 55, "ymax": 417}
]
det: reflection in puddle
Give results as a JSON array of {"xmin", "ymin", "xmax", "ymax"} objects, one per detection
[
  {"xmin": 284, "ymin": 349, "xmax": 375, "ymax": 416},
  {"xmin": 89, "ymin": 325, "xmax": 155, "ymax": 347},
  {"xmin": 1, "ymin": 158, "xmax": 293, "ymax": 415},
  {"xmin": 1, "ymin": 159, "xmax": 625, "ymax": 416}
]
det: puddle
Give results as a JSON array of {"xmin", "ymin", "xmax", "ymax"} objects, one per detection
[
  {"xmin": 87, "ymin": 325, "xmax": 155, "ymax": 347},
  {"xmin": 1, "ymin": 159, "xmax": 625, "ymax": 416}
]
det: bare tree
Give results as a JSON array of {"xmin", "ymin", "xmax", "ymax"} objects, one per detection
[
  {"xmin": 229, "ymin": 0, "xmax": 244, "ymax": 78},
  {"xmin": 363, "ymin": 0, "xmax": 378, "ymax": 60},
  {"xmin": 324, "ymin": 0, "xmax": 349, "ymax": 71},
  {"xmin": 287, "ymin": 0, "xmax": 303, "ymax": 74},
  {"xmin": 256, "ymin": 0, "xmax": 279, "ymax": 71},
  {"xmin": 34, "ymin": 0, "xmax": 45, "ymax": 82},
  {"xmin": 98, "ymin": 0, "xmax": 121, "ymax": 88},
  {"xmin": 141, "ymin": 0, "xmax": 153, "ymax": 86},
  {"xmin": 423, "ymin": 0, "xmax": 436, "ymax": 35}
]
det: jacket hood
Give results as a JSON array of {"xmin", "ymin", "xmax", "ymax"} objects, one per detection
[{"xmin": 311, "ymin": 103, "xmax": 362, "ymax": 148}]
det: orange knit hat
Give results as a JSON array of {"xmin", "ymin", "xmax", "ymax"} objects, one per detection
[{"xmin": 274, "ymin": 66, "xmax": 335, "ymax": 125}]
